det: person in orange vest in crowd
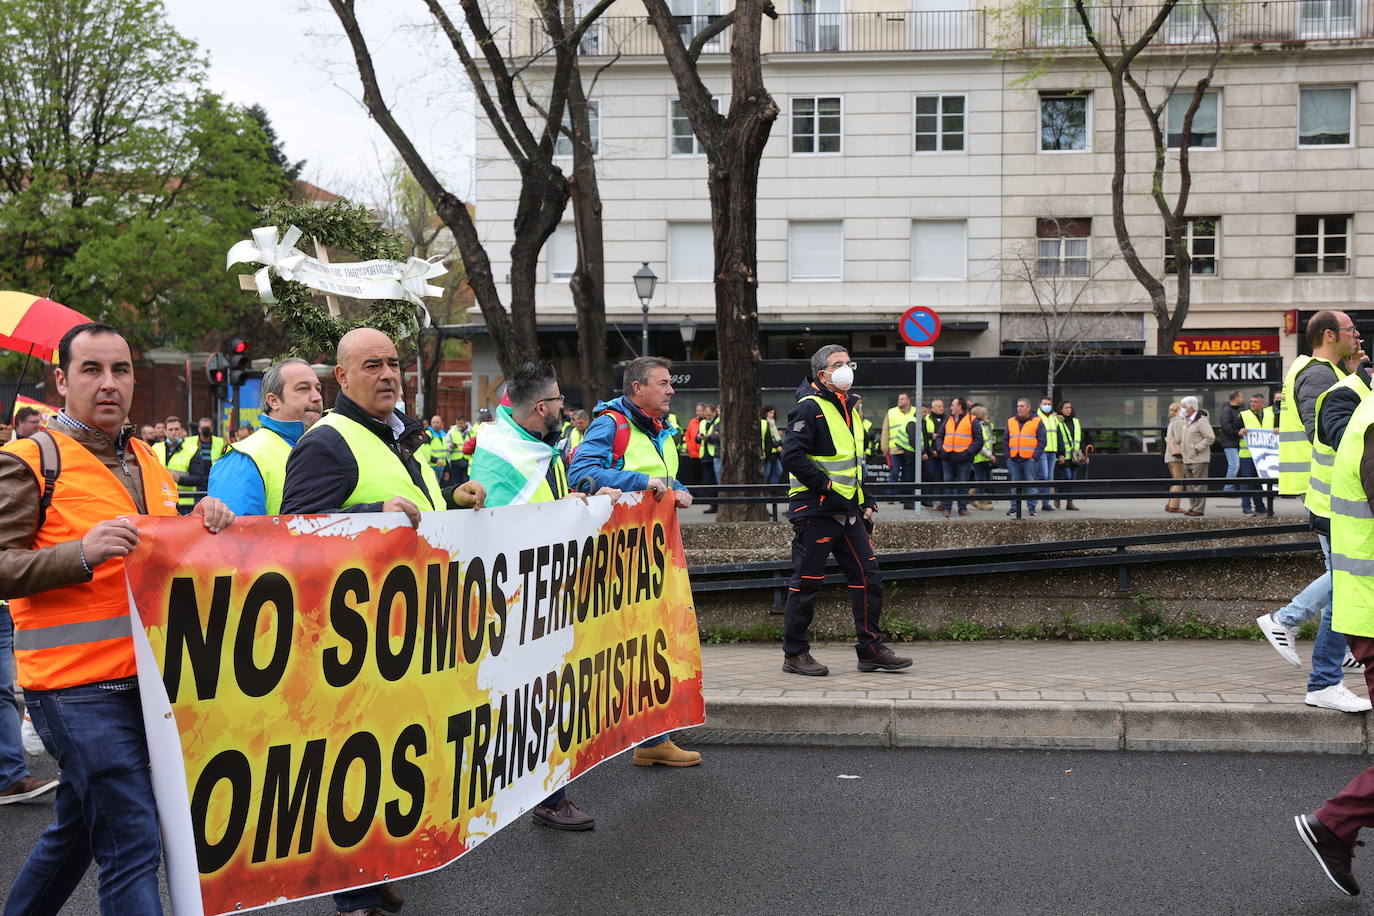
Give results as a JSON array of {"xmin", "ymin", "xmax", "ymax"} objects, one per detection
[
  {"xmin": 1004, "ymin": 397, "xmax": 1046, "ymax": 518},
  {"xmin": 0, "ymin": 322, "xmax": 236, "ymax": 915},
  {"xmin": 937, "ymin": 396, "xmax": 983, "ymax": 517}
]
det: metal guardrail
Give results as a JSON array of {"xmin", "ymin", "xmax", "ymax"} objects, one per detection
[
  {"xmin": 691, "ymin": 476, "xmax": 1280, "ymax": 520},
  {"xmin": 687, "ymin": 522, "xmax": 1317, "ymax": 609}
]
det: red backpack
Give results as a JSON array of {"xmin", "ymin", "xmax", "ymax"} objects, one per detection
[{"xmin": 595, "ymin": 408, "xmax": 635, "ymax": 466}]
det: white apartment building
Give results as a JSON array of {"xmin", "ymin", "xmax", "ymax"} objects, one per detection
[{"xmin": 471, "ymin": 0, "xmax": 1373, "ymax": 388}]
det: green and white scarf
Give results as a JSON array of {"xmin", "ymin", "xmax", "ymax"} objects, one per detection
[{"xmin": 469, "ymin": 405, "xmax": 560, "ymax": 508}]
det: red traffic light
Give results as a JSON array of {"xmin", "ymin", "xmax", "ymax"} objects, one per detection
[{"xmin": 228, "ymin": 337, "xmax": 250, "ymax": 356}]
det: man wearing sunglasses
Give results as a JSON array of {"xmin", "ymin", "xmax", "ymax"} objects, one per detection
[{"xmin": 779, "ymin": 344, "xmax": 912, "ymax": 677}]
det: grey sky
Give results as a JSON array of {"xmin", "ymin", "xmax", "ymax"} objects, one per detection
[{"xmin": 163, "ymin": 1, "xmax": 475, "ymax": 200}]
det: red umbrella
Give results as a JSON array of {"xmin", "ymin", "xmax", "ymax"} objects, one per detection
[{"xmin": 0, "ymin": 291, "xmax": 93, "ymax": 422}]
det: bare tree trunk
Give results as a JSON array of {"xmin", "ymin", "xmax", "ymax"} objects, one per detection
[
  {"xmin": 565, "ymin": 66, "xmax": 613, "ymax": 405},
  {"xmin": 642, "ymin": 0, "xmax": 779, "ymax": 523}
]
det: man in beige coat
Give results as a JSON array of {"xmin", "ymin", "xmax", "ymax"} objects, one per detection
[{"xmin": 1179, "ymin": 395, "xmax": 1216, "ymax": 516}]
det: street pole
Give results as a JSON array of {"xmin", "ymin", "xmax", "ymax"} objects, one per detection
[
  {"xmin": 914, "ymin": 361, "xmax": 924, "ymax": 514},
  {"xmin": 640, "ymin": 301, "xmax": 649, "ymax": 357}
]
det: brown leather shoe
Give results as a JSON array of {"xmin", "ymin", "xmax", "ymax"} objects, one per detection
[
  {"xmin": 1184, "ymin": 510, "xmax": 1204, "ymax": 517},
  {"xmin": 377, "ymin": 882, "xmax": 404, "ymax": 913},
  {"xmin": 632, "ymin": 738, "xmax": 701, "ymax": 767},
  {"xmin": 0, "ymin": 775, "xmax": 58, "ymax": 805},
  {"xmin": 857, "ymin": 644, "xmax": 913, "ymax": 672},
  {"xmin": 1066, "ymin": 501, "xmax": 1079, "ymax": 510},
  {"xmin": 783, "ymin": 651, "xmax": 829, "ymax": 676},
  {"xmin": 531, "ymin": 798, "xmax": 595, "ymax": 831}
]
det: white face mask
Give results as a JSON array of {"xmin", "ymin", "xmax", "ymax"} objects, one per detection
[
  {"xmin": 1040, "ymin": 403, "xmax": 1052, "ymax": 413},
  {"xmin": 828, "ymin": 364, "xmax": 854, "ymax": 391}
]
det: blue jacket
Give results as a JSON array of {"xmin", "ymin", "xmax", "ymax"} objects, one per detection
[
  {"xmin": 207, "ymin": 414, "xmax": 307, "ymax": 515},
  {"xmin": 568, "ymin": 395, "xmax": 687, "ymax": 494}
]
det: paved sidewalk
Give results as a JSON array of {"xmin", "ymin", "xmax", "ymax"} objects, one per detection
[{"xmin": 694, "ymin": 640, "xmax": 1374, "ymax": 755}]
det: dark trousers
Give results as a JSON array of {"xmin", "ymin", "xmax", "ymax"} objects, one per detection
[
  {"xmin": 1238, "ymin": 456, "xmax": 1270, "ymax": 514},
  {"xmin": 783, "ymin": 515, "xmax": 884, "ymax": 658},
  {"xmin": 448, "ymin": 459, "xmax": 470, "ymax": 487},
  {"xmin": 889, "ymin": 451, "xmax": 915, "ymax": 507},
  {"xmin": 921, "ymin": 455, "xmax": 943, "ymax": 504},
  {"xmin": 699, "ymin": 456, "xmax": 717, "ymax": 487},
  {"xmin": 940, "ymin": 459, "xmax": 973, "ymax": 511},
  {"xmin": 679, "ymin": 455, "xmax": 700, "ymax": 487},
  {"xmin": 1317, "ymin": 635, "xmax": 1374, "ymax": 842}
]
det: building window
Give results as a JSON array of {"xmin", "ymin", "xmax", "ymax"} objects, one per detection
[
  {"xmin": 789, "ymin": 221, "xmax": 843, "ymax": 280},
  {"xmin": 1298, "ymin": 87, "xmax": 1353, "ymax": 146},
  {"xmin": 1295, "ymin": 215, "xmax": 1351, "ymax": 275},
  {"xmin": 1300, "ymin": 0, "xmax": 1356, "ymax": 38},
  {"xmin": 668, "ymin": 223, "xmax": 714, "ymax": 282},
  {"xmin": 791, "ymin": 0, "xmax": 843, "ymax": 51},
  {"xmin": 671, "ymin": 0, "xmax": 726, "ymax": 50},
  {"xmin": 1036, "ymin": 218, "xmax": 1090, "ymax": 276},
  {"xmin": 1040, "ymin": 93, "xmax": 1089, "ymax": 151},
  {"xmin": 547, "ymin": 224, "xmax": 576, "ymax": 281},
  {"xmin": 669, "ymin": 97, "xmax": 720, "ymax": 156},
  {"xmin": 914, "ymin": 94, "xmax": 966, "ymax": 153},
  {"xmin": 1038, "ymin": 0, "xmax": 1087, "ymax": 45},
  {"xmin": 1164, "ymin": 218, "xmax": 1219, "ymax": 275},
  {"xmin": 554, "ymin": 100, "xmax": 600, "ymax": 157},
  {"xmin": 1166, "ymin": 91, "xmax": 1219, "ymax": 149},
  {"xmin": 911, "ymin": 221, "xmax": 967, "ymax": 280},
  {"xmin": 791, "ymin": 96, "xmax": 842, "ymax": 154}
]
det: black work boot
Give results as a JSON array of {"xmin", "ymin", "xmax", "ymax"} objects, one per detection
[
  {"xmin": 857, "ymin": 644, "xmax": 913, "ymax": 672},
  {"xmin": 783, "ymin": 651, "xmax": 829, "ymax": 677},
  {"xmin": 1296, "ymin": 813, "xmax": 1362, "ymax": 896}
]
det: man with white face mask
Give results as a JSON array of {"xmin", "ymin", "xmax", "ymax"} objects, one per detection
[{"xmin": 778, "ymin": 344, "xmax": 912, "ymax": 677}]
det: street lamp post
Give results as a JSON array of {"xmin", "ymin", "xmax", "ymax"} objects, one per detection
[
  {"xmin": 634, "ymin": 262, "xmax": 658, "ymax": 357},
  {"xmin": 678, "ymin": 315, "xmax": 697, "ymax": 359}
]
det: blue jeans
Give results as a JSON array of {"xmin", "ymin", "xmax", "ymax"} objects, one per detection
[
  {"xmin": 8, "ymin": 684, "xmax": 163, "ymax": 916},
  {"xmin": 763, "ymin": 455, "xmax": 783, "ymax": 485},
  {"xmin": 1274, "ymin": 533, "xmax": 1344, "ymax": 691},
  {"xmin": 1037, "ymin": 453, "xmax": 1057, "ymax": 507},
  {"xmin": 1223, "ymin": 447, "xmax": 1239, "ymax": 491},
  {"xmin": 0, "ymin": 607, "xmax": 30, "ymax": 787},
  {"xmin": 1007, "ymin": 457, "xmax": 1040, "ymax": 514},
  {"xmin": 939, "ymin": 459, "xmax": 973, "ymax": 511}
]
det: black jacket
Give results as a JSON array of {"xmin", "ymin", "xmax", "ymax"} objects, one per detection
[
  {"xmin": 1218, "ymin": 402, "xmax": 1243, "ymax": 449},
  {"xmin": 783, "ymin": 377, "xmax": 874, "ymax": 521},
  {"xmin": 281, "ymin": 393, "xmax": 458, "ymax": 514}
]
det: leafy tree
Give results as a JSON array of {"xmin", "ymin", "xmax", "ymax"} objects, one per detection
[{"xmin": 0, "ymin": 0, "xmax": 296, "ymax": 350}]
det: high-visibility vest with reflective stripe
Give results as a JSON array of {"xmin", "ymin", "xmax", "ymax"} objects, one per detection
[
  {"xmin": 154, "ymin": 437, "xmax": 201, "ymax": 506},
  {"xmin": 974, "ymin": 420, "xmax": 994, "ymax": 463},
  {"xmin": 568, "ymin": 426, "xmax": 586, "ymax": 454},
  {"xmin": 603, "ymin": 410, "xmax": 681, "ymax": 482},
  {"xmin": 886, "ymin": 406, "xmax": 916, "ymax": 452},
  {"xmin": 307, "ymin": 411, "xmax": 444, "ymax": 511},
  {"xmin": 1280, "ymin": 355, "xmax": 1343, "ymax": 496},
  {"xmin": 1238, "ymin": 407, "xmax": 1274, "ymax": 459},
  {"xmin": 229, "ymin": 425, "xmax": 294, "ymax": 515},
  {"xmin": 942, "ymin": 414, "xmax": 973, "ymax": 454},
  {"xmin": 1305, "ymin": 374, "xmax": 1371, "ymax": 521},
  {"xmin": 4, "ymin": 430, "xmax": 179, "ymax": 690},
  {"xmin": 667, "ymin": 414, "xmax": 686, "ymax": 455},
  {"xmin": 1326, "ymin": 392, "xmax": 1374, "ymax": 637},
  {"xmin": 1059, "ymin": 416, "xmax": 1081, "ymax": 453},
  {"xmin": 1006, "ymin": 415, "xmax": 1042, "ymax": 459},
  {"xmin": 760, "ymin": 418, "xmax": 781, "ymax": 456},
  {"xmin": 700, "ymin": 418, "xmax": 718, "ymax": 458},
  {"xmin": 1042, "ymin": 412, "xmax": 1060, "ymax": 452},
  {"xmin": 788, "ymin": 395, "xmax": 865, "ymax": 503}
]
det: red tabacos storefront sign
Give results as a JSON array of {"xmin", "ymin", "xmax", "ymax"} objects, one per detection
[{"xmin": 1173, "ymin": 334, "xmax": 1280, "ymax": 356}]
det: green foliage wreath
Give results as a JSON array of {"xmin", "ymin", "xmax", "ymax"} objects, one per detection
[{"xmin": 238, "ymin": 199, "xmax": 419, "ymax": 355}]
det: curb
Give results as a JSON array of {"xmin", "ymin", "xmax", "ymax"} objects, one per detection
[{"xmin": 694, "ymin": 696, "xmax": 1369, "ymax": 755}]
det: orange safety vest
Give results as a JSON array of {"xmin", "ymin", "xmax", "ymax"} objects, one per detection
[
  {"xmin": 5, "ymin": 429, "xmax": 180, "ymax": 691},
  {"xmin": 1006, "ymin": 415, "xmax": 1043, "ymax": 460},
  {"xmin": 942, "ymin": 414, "xmax": 974, "ymax": 454}
]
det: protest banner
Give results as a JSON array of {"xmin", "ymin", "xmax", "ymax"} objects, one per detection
[
  {"xmin": 1244, "ymin": 428, "xmax": 1279, "ymax": 478},
  {"xmin": 125, "ymin": 494, "xmax": 703, "ymax": 915}
]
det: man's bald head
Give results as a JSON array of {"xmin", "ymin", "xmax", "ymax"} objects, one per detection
[{"xmin": 335, "ymin": 327, "xmax": 402, "ymax": 421}]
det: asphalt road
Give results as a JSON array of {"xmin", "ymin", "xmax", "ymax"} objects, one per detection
[{"xmin": 3, "ymin": 744, "xmax": 1372, "ymax": 915}]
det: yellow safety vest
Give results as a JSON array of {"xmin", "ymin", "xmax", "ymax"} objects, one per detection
[
  {"xmin": 700, "ymin": 418, "xmax": 717, "ymax": 458},
  {"xmin": 1042, "ymin": 412, "xmax": 1060, "ymax": 452},
  {"xmin": 1327, "ymin": 392, "xmax": 1374, "ymax": 636},
  {"xmin": 885, "ymin": 406, "xmax": 916, "ymax": 453},
  {"xmin": 153, "ymin": 437, "xmax": 222, "ymax": 506},
  {"xmin": 974, "ymin": 420, "xmax": 994, "ymax": 463},
  {"xmin": 788, "ymin": 395, "xmax": 865, "ymax": 503},
  {"xmin": 306, "ymin": 411, "xmax": 444, "ymax": 511},
  {"xmin": 606, "ymin": 410, "xmax": 681, "ymax": 481},
  {"xmin": 1238, "ymin": 407, "xmax": 1274, "ymax": 459},
  {"xmin": 1280, "ymin": 355, "xmax": 1343, "ymax": 496},
  {"xmin": 229, "ymin": 426, "xmax": 294, "ymax": 515},
  {"xmin": 1305, "ymin": 374, "xmax": 1372, "ymax": 521}
]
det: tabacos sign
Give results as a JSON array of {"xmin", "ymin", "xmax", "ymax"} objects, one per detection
[{"xmin": 1173, "ymin": 334, "xmax": 1280, "ymax": 356}]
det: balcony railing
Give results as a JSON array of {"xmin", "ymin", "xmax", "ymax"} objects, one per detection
[{"xmin": 521, "ymin": 0, "xmax": 1373, "ymax": 57}]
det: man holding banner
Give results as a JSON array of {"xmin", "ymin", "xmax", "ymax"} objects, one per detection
[
  {"xmin": 469, "ymin": 360, "xmax": 621, "ymax": 831},
  {"xmin": 1238, "ymin": 393, "xmax": 1275, "ymax": 516},
  {"xmin": 281, "ymin": 327, "xmax": 484, "ymax": 916},
  {"xmin": 0, "ymin": 322, "xmax": 235, "ymax": 916},
  {"xmin": 1258, "ymin": 310, "xmax": 1370, "ymax": 712}
]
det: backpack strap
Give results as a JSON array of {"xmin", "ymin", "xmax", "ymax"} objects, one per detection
[
  {"xmin": 598, "ymin": 409, "xmax": 633, "ymax": 466},
  {"xmin": 31, "ymin": 429, "xmax": 61, "ymax": 530}
]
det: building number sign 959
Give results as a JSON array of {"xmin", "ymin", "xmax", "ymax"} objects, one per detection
[{"xmin": 669, "ymin": 373, "xmax": 693, "ymax": 386}]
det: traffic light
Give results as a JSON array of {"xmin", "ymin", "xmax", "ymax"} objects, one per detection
[
  {"xmin": 205, "ymin": 353, "xmax": 229, "ymax": 401},
  {"xmin": 226, "ymin": 337, "xmax": 251, "ymax": 387}
]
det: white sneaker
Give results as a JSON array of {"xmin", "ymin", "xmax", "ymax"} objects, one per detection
[
  {"xmin": 1306, "ymin": 683, "xmax": 1373, "ymax": 713},
  {"xmin": 20, "ymin": 714, "xmax": 44, "ymax": 757},
  {"xmin": 1257, "ymin": 613, "xmax": 1302, "ymax": 668},
  {"xmin": 1343, "ymin": 651, "xmax": 1366, "ymax": 672}
]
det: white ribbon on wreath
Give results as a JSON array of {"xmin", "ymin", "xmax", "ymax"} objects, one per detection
[{"xmin": 227, "ymin": 225, "xmax": 446, "ymax": 324}]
